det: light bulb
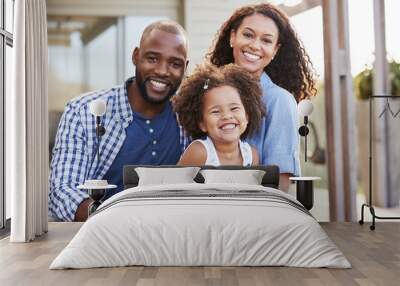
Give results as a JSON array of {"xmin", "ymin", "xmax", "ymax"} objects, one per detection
[
  {"xmin": 89, "ymin": 99, "xmax": 106, "ymax": 116},
  {"xmin": 298, "ymin": 99, "xmax": 314, "ymax": 116}
]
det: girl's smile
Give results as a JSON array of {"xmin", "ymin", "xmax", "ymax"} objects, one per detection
[{"xmin": 199, "ymin": 85, "xmax": 248, "ymax": 144}]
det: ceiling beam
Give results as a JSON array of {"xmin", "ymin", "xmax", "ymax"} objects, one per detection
[
  {"xmin": 80, "ymin": 18, "xmax": 117, "ymax": 45},
  {"xmin": 46, "ymin": 0, "xmax": 179, "ymax": 18},
  {"xmin": 47, "ymin": 15, "xmax": 105, "ymax": 23},
  {"xmin": 47, "ymin": 28, "xmax": 81, "ymax": 36},
  {"xmin": 48, "ymin": 34, "xmax": 70, "ymax": 46}
]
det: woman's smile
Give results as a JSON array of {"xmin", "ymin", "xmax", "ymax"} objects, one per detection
[
  {"xmin": 242, "ymin": 50, "xmax": 262, "ymax": 62},
  {"xmin": 230, "ymin": 14, "xmax": 280, "ymax": 77}
]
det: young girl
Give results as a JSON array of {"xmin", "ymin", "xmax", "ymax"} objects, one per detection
[{"xmin": 172, "ymin": 64, "xmax": 265, "ymax": 166}]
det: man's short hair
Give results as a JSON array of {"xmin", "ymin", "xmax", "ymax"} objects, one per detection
[{"xmin": 140, "ymin": 20, "xmax": 188, "ymax": 48}]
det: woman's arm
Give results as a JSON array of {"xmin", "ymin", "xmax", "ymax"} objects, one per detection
[
  {"xmin": 251, "ymin": 144, "xmax": 289, "ymax": 191},
  {"xmin": 279, "ymin": 173, "xmax": 291, "ymax": 192},
  {"xmin": 253, "ymin": 85, "xmax": 301, "ymax": 181},
  {"xmin": 178, "ymin": 141, "xmax": 207, "ymax": 166},
  {"xmin": 251, "ymin": 146, "xmax": 260, "ymax": 165}
]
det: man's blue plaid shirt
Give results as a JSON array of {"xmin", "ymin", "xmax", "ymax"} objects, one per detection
[{"xmin": 49, "ymin": 78, "xmax": 189, "ymax": 221}]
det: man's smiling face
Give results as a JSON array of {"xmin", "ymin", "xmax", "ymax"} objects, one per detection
[{"xmin": 133, "ymin": 28, "xmax": 187, "ymax": 105}]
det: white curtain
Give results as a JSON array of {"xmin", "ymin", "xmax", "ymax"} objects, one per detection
[{"xmin": 7, "ymin": 0, "xmax": 49, "ymax": 242}]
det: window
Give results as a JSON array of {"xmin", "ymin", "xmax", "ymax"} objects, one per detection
[{"xmin": 0, "ymin": 0, "xmax": 14, "ymax": 234}]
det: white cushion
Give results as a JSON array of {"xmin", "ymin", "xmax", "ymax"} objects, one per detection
[
  {"xmin": 200, "ymin": 169, "xmax": 265, "ymax": 185},
  {"xmin": 135, "ymin": 167, "xmax": 200, "ymax": 186}
]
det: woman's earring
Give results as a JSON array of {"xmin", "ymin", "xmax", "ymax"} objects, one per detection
[{"xmin": 230, "ymin": 43, "xmax": 233, "ymax": 48}]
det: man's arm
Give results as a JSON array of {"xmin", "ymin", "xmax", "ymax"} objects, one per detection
[
  {"xmin": 74, "ymin": 199, "xmax": 92, "ymax": 221},
  {"xmin": 49, "ymin": 102, "xmax": 91, "ymax": 221}
]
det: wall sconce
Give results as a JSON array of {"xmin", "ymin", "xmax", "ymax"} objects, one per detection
[
  {"xmin": 78, "ymin": 99, "xmax": 116, "ymax": 216},
  {"xmin": 298, "ymin": 99, "xmax": 314, "ymax": 162},
  {"xmin": 89, "ymin": 99, "xmax": 107, "ymax": 161},
  {"xmin": 307, "ymin": 121, "xmax": 326, "ymax": 165}
]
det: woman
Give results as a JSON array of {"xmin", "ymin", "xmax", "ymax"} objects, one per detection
[{"xmin": 207, "ymin": 3, "xmax": 317, "ymax": 191}]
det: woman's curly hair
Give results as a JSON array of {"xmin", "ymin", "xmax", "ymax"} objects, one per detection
[
  {"xmin": 172, "ymin": 64, "xmax": 266, "ymax": 140},
  {"xmin": 206, "ymin": 3, "xmax": 317, "ymax": 102}
]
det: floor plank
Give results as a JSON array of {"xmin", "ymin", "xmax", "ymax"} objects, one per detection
[{"xmin": 0, "ymin": 222, "xmax": 399, "ymax": 286}]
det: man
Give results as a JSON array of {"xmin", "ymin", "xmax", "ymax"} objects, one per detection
[{"xmin": 49, "ymin": 20, "xmax": 189, "ymax": 222}]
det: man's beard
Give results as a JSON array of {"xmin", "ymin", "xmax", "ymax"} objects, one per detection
[{"xmin": 135, "ymin": 68, "xmax": 179, "ymax": 105}]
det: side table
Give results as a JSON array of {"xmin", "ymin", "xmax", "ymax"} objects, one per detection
[{"xmin": 78, "ymin": 180, "xmax": 117, "ymax": 216}]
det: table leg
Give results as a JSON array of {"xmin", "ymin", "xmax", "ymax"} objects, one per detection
[{"xmin": 296, "ymin": 180, "xmax": 314, "ymax": 210}]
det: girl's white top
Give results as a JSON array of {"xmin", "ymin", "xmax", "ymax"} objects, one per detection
[{"xmin": 194, "ymin": 136, "xmax": 252, "ymax": 166}]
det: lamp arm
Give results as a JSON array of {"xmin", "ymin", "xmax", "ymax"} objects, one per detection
[
  {"xmin": 308, "ymin": 121, "xmax": 321, "ymax": 148},
  {"xmin": 298, "ymin": 116, "xmax": 310, "ymax": 162},
  {"xmin": 305, "ymin": 126, "xmax": 307, "ymax": 162},
  {"xmin": 94, "ymin": 116, "xmax": 106, "ymax": 163}
]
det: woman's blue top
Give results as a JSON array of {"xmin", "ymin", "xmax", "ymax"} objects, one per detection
[{"xmin": 247, "ymin": 72, "xmax": 300, "ymax": 176}]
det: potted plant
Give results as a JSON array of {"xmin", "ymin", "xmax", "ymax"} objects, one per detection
[{"xmin": 354, "ymin": 60, "xmax": 400, "ymax": 100}]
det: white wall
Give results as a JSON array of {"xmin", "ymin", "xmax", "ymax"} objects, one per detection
[
  {"xmin": 86, "ymin": 25, "xmax": 117, "ymax": 91},
  {"xmin": 48, "ymin": 32, "xmax": 84, "ymax": 111}
]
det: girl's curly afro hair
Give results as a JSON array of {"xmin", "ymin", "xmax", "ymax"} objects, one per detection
[{"xmin": 172, "ymin": 63, "xmax": 266, "ymax": 140}]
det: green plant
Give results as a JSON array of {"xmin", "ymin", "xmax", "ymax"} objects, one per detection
[
  {"xmin": 354, "ymin": 60, "xmax": 400, "ymax": 100},
  {"xmin": 390, "ymin": 60, "xmax": 400, "ymax": 96}
]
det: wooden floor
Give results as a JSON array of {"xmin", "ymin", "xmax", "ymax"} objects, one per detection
[{"xmin": 0, "ymin": 222, "xmax": 399, "ymax": 286}]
